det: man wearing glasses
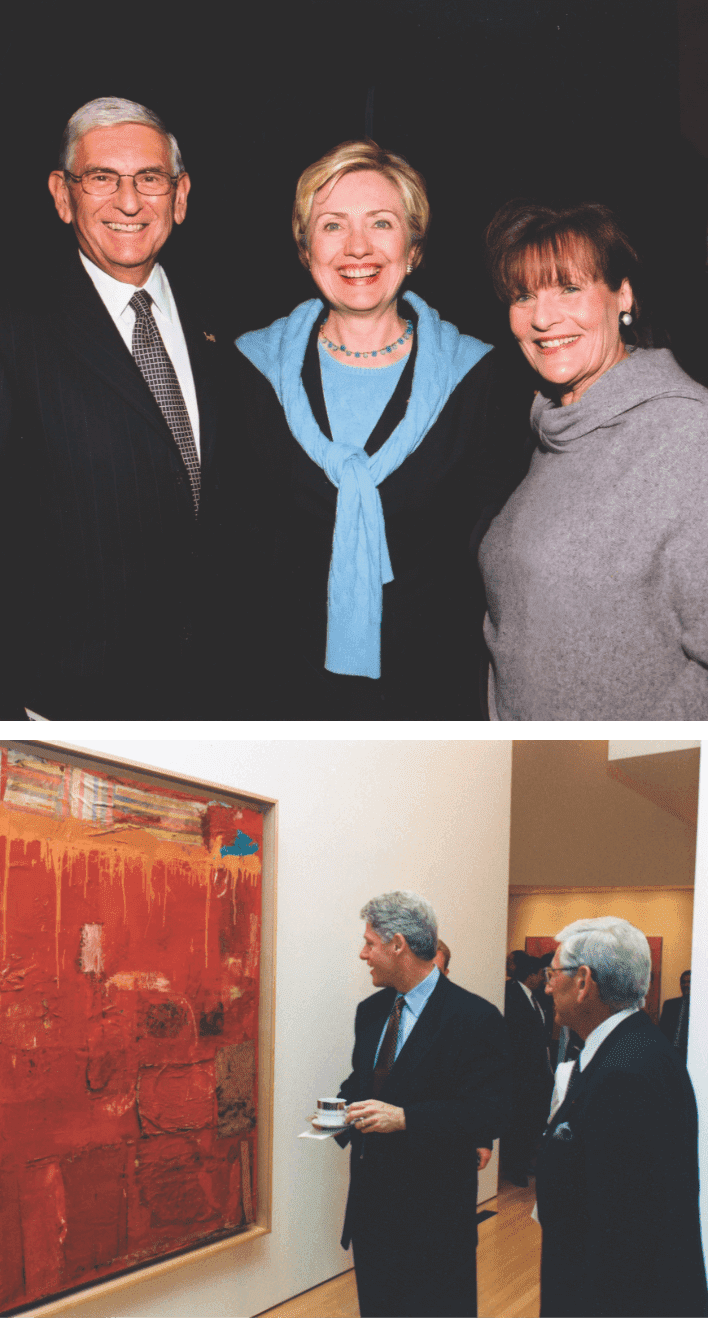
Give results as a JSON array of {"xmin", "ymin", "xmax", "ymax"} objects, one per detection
[
  {"xmin": 537, "ymin": 917, "xmax": 707, "ymax": 1318},
  {"xmin": 0, "ymin": 97, "xmax": 235, "ymax": 717}
]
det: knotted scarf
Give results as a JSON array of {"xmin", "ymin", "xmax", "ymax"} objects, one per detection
[{"xmin": 237, "ymin": 292, "xmax": 490, "ymax": 677}]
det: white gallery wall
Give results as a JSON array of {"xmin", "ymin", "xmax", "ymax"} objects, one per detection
[{"xmin": 37, "ymin": 738, "xmax": 514, "ymax": 1318}]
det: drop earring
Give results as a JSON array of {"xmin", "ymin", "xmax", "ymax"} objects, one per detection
[{"xmin": 406, "ymin": 264, "xmax": 413, "ymax": 275}]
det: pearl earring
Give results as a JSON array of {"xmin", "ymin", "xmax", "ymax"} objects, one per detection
[{"xmin": 620, "ymin": 311, "xmax": 633, "ymax": 326}]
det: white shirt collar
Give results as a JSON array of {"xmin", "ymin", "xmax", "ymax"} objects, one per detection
[
  {"xmin": 79, "ymin": 249, "xmax": 172, "ymax": 321},
  {"xmin": 517, "ymin": 980, "xmax": 535, "ymax": 1003},
  {"xmin": 579, "ymin": 1007, "xmax": 639, "ymax": 1070}
]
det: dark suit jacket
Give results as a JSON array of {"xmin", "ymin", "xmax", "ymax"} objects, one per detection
[
  {"xmin": 504, "ymin": 978, "xmax": 553, "ymax": 1090},
  {"xmin": 658, "ymin": 994, "xmax": 689, "ymax": 1057},
  {"xmin": 0, "ymin": 251, "xmax": 238, "ymax": 718},
  {"xmin": 536, "ymin": 1011, "xmax": 708, "ymax": 1318},
  {"xmin": 338, "ymin": 975, "xmax": 510, "ymax": 1280}
]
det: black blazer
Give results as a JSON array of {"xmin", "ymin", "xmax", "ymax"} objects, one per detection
[
  {"xmin": 505, "ymin": 979, "xmax": 552, "ymax": 1073},
  {"xmin": 536, "ymin": 1011, "xmax": 708, "ymax": 1318},
  {"xmin": 233, "ymin": 306, "xmax": 534, "ymax": 719},
  {"xmin": 658, "ymin": 994, "xmax": 689, "ymax": 1056},
  {"xmin": 0, "ymin": 251, "xmax": 238, "ymax": 718},
  {"xmin": 338, "ymin": 974, "xmax": 510, "ymax": 1266}
]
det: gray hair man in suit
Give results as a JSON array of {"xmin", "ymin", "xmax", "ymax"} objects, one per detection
[
  {"xmin": 337, "ymin": 890, "xmax": 510, "ymax": 1318},
  {"xmin": 538, "ymin": 917, "xmax": 707, "ymax": 1318},
  {"xmin": 0, "ymin": 98, "xmax": 236, "ymax": 718}
]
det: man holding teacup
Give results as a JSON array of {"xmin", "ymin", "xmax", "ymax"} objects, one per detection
[{"xmin": 338, "ymin": 891, "xmax": 510, "ymax": 1318}]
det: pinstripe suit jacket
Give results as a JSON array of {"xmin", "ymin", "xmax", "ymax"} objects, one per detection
[{"xmin": 0, "ymin": 250, "xmax": 236, "ymax": 718}]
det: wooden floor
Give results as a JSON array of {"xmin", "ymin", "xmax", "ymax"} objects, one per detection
[{"xmin": 255, "ymin": 1178, "xmax": 541, "ymax": 1318}]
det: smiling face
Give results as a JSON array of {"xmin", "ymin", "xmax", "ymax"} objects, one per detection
[
  {"xmin": 360, "ymin": 923, "xmax": 401, "ymax": 990},
  {"xmin": 48, "ymin": 123, "xmax": 190, "ymax": 286},
  {"xmin": 307, "ymin": 169, "xmax": 414, "ymax": 316},
  {"xmin": 508, "ymin": 244, "xmax": 632, "ymax": 405}
]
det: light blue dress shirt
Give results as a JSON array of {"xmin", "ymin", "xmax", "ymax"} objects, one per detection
[{"xmin": 374, "ymin": 964, "xmax": 441, "ymax": 1066}]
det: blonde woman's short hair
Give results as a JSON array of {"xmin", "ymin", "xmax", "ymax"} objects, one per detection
[{"xmin": 292, "ymin": 139, "xmax": 430, "ymax": 270}]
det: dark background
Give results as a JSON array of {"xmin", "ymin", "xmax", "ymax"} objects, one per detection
[{"xmin": 3, "ymin": 0, "xmax": 706, "ymax": 378}]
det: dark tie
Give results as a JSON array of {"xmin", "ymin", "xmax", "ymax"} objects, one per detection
[
  {"xmin": 372, "ymin": 995, "xmax": 404, "ymax": 1097},
  {"xmin": 129, "ymin": 290, "xmax": 200, "ymax": 515},
  {"xmin": 674, "ymin": 997, "xmax": 689, "ymax": 1056}
]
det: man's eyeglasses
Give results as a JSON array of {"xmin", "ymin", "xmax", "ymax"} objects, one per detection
[
  {"xmin": 544, "ymin": 963, "xmax": 596, "ymax": 983},
  {"xmin": 544, "ymin": 965, "xmax": 568, "ymax": 984},
  {"xmin": 65, "ymin": 170, "xmax": 179, "ymax": 197}
]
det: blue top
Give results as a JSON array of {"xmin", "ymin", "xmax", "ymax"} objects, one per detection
[
  {"xmin": 374, "ymin": 964, "xmax": 440, "ymax": 1066},
  {"xmin": 318, "ymin": 343, "xmax": 408, "ymax": 447},
  {"xmin": 236, "ymin": 294, "xmax": 491, "ymax": 678}
]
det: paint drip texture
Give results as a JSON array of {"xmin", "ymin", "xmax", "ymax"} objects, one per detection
[{"xmin": 0, "ymin": 749, "xmax": 262, "ymax": 1313}]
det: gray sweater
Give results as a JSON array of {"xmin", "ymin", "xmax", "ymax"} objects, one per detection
[{"xmin": 479, "ymin": 347, "xmax": 708, "ymax": 720}]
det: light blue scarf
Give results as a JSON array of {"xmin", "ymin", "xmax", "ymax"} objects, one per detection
[{"xmin": 237, "ymin": 292, "xmax": 490, "ymax": 678}]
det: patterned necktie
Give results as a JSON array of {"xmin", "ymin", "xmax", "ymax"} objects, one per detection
[
  {"xmin": 129, "ymin": 290, "xmax": 200, "ymax": 514},
  {"xmin": 372, "ymin": 995, "xmax": 404, "ymax": 1097}
]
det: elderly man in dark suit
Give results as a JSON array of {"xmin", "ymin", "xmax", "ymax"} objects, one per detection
[
  {"xmin": 501, "ymin": 950, "xmax": 553, "ymax": 1186},
  {"xmin": 0, "ymin": 97, "xmax": 236, "ymax": 718},
  {"xmin": 538, "ymin": 917, "xmax": 707, "ymax": 1318},
  {"xmin": 338, "ymin": 891, "xmax": 510, "ymax": 1318}
]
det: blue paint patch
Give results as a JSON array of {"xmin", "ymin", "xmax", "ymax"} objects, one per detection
[{"xmin": 220, "ymin": 830, "xmax": 259, "ymax": 857}]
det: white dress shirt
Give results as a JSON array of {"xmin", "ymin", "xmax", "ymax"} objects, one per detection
[{"xmin": 79, "ymin": 250, "xmax": 200, "ymax": 454}]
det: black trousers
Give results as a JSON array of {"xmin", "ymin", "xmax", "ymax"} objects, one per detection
[{"xmin": 352, "ymin": 1233, "xmax": 477, "ymax": 1318}]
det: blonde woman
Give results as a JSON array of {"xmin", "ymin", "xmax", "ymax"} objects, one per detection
[{"xmin": 235, "ymin": 141, "xmax": 530, "ymax": 719}]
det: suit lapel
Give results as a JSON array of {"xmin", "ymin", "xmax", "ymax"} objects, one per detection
[
  {"xmin": 382, "ymin": 973, "xmax": 449, "ymax": 1094},
  {"xmin": 360, "ymin": 989, "xmax": 396, "ymax": 1082},
  {"xmin": 547, "ymin": 1012, "xmax": 644, "ymax": 1130},
  {"xmin": 170, "ymin": 273, "xmax": 221, "ymax": 480},
  {"xmin": 57, "ymin": 252, "xmax": 179, "ymax": 447}
]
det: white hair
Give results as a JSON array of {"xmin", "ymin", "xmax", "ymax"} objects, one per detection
[
  {"xmin": 58, "ymin": 98, "xmax": 184, "ymax": 174},
  {"xmin": 360, "ymin": 890, "xmax": 438, "ymax": 961},
  {"xmin": 555, "ymin": 916, "xmax": 651, "ymax": 1009}
]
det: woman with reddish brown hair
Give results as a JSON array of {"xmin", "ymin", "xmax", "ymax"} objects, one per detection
[{"xmin": 479, "ymin": 198, "xmax": 708, "ymax": 720}]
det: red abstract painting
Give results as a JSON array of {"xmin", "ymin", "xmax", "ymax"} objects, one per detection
[{"xmin": 0, "ymin": 747, "xmax": 263, "ymax": 1314}]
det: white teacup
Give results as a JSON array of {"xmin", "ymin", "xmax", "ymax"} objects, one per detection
[{"xmin": 314, "ymin": 1097, "xmax": 348, "ymax": 1127}]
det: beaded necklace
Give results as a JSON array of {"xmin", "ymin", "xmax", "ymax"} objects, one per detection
[{"xmin": 319, "ymin": 318, "xmax": 413, "ymax": 360}]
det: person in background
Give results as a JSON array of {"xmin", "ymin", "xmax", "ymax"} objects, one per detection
[
  {"xmin": 480, "ymin": 198, "xmax": 708, "ymax": 720},
  {"xmin": 234, "ymin": 141, "xmax": 531, "ymax": 719},
  {"xmin": 434, "ymin": 937, "xmax": 451, "ymax": 976},
  {"xmin": 501, "ymin": 951, "xmax": 554, "ymax": 1186},
  {"xmin": 538, "ymin": 918, "xmax": 707, "ymax": 1318},
  {"xmin": 533, "ymin": 951, "xmax": 556, "ymax": 1037},
  {"xmin": 337, "ymin": 891, "xmax": 509, "ymax": 1317},
  {"xmin": 659, "ymin": 969, "xmax": 691, "ymax": 1063}
]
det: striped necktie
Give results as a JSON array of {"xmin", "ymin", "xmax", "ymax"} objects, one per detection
[
  {"xmin": 372, "ymin": 995, "xmax": 404, "ymax": 1097},
  {"xmin": 129, "ymin": 290, "xmax": 200, "ymax": 515}
]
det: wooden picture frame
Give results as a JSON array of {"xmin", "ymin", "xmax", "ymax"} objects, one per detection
[{"xmin": 0, "ymin": 740, "xmax": 276, "ymax": 1317}]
